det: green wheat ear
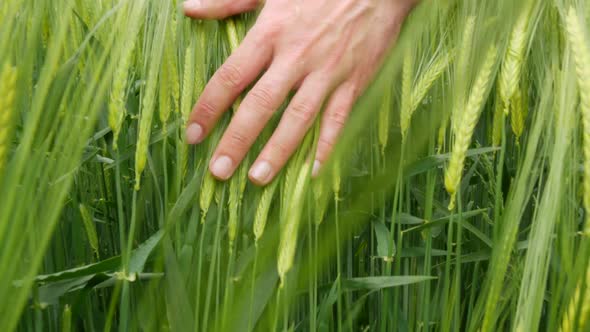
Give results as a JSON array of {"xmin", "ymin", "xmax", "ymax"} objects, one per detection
[
  {"xmin": 200, "ymin": 171, "xmax": 216, "ymax": 224},
  {"xmin": 400, "ymin": 50, "xmax": 414, "ymax": 141},
  {"xmin": 499, "ymin": 3, "xmax": 532, "ymax": 115},
  {"xmin": 565, "ymin": 6, "xmax": 590, "ymax": 234},
  {"xmin": 253, "ymin": 179, "xmax": 279, "ymax": 242},
  {"xmin": 0, "ymin": 64, "xmax": 17, "ymax": 177},
  {"xmin": 560, "ymin": 8, "xmax": 590, "ymax": 332},
  {"xmin": 445, "ymin": 45, "xmax": 498, "ymax": 210},
  {"xmin": 277, "ymin": 162, "xmax": 311, "ymax": 286},
  {"xmin": 108, "ymin": 0, "xmax": 145, "ymax": 150},
  {"xmin": 378, "ymin": 80, "xmax": 392, "ymax": 157},
  {"xmin": 134, "ymin": 0, "xmax": 171, "ymax": 191}
]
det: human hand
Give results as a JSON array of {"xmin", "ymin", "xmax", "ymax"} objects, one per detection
[{"xmin": 184, "ymin": 0, "xmax": 418, "ymax": 185}]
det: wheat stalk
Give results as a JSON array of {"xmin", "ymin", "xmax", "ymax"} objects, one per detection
[{"xmin": 445, "ymin": 45, "xmax": 498, "ymax": 210}]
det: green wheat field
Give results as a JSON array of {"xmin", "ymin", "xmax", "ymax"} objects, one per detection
[{"xmin": 1, "ymin": 0, "xmax": 590, "ymax": 331}]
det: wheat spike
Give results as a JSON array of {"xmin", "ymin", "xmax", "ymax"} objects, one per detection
[
  {"xmin": 195, "ymin": 25, "xmax": 206, "ymax": 104},
  {"xmin": 228, "ymin": 174, "xmax": 240, "ymax": 252},
  {"xmin": 332, "ymin": 161, "xmax": 341, "ymax": 199},
  {"xmin": 410, "ymin": 50, "xmax": 453, "ymax": 113},
  {"xmin": 566, "ymin": 7, "xmax": 590, "ymax": 234},
  {"xmin": 510, "ymin": 87, "xmax": 527, "ymax": 140},
  {"xmin": 400, "ymin": 51, "xmax": 414, "ymax": 141},
  {"xmin": 134, "ymin": 77, "xmax": 158, "ymax": 191},
  {"xmin": 225, "ymin": 18, "xmax": 241, "ymax": 52},
  {"xmin": 179, "ymin": 42, "xmax": 196, "ymax": 177},
  {"xmin": 159, "ymin": 50, "xmax": 172, "ymax": 132},
  {"xmin": 170, "ymin": 16, "xmax": 180, "ymax": 115},
  {"xmin": 277, "ymin": 163, "xmax": 311, "ymax": 285},
  {"xmin": 403, "ymin": 50, "xmax": 453, "ymax": 141},
  {"xmin": 437, "ymin": 117, "xmax": 447, "ymax": 152},
  {"xmin": 453, "ymin": 15, "xmax": 476, "ymax": 134},
  {"xmin": 560, "ymin": 285, "xmax": 580, "ymax": 332},
  {"xmin": 109, "ymin": 1, "xmax": 145, "ymax": 150},
  {"xmin": 378, "ymin": 84, "xmax": 392, "ymax": 157},
  {"xmin": 580, "ymin": 271, "xmax": 590, "ymax": 330},
  {"xmin": 313, "ymin": 178, "xmax": 330, "ymax": 226},
  {"xmin": 159, "ymin": 22, "xmax": 176, "ymax": 131},
  {"xmin": 181, "ymin": 43, "xmax": 195, "ymax": 125},
  {"xmin": 492, "ymin": 92, "xmax": 505, "ymax": 147},
  {"xmin": 79, "ymin": 204, "xmax": 99, "ymax": 258},
  {"xmin": 559, "ymin": 10, "xmax": 590, "ymax": 331},
  {"xmin": 560, "ymin": 267, "xmax": 590, "ymax": 332},
  {"xmin": 41, "ymin": 18, "xmax": 50, "ymax": 48},
  {"xmin": 253, "ymin": 180, "xmax": 279, "ymax": 242},
  {"xmin": 0, "ymin": 64, "xmax": 17, "ymax": 176},
  {"xmin": 134, "ymin": 1, "xmax": 170, "ymax": 190},
  {"xmin": 108, "ymin": 60, "xmax": 128, "ymax": 150},
  {"xmin": 445, "ymin": 45, "xmax": 498, "ymax": 210},
  {"xmin": 200, "ymin": 172, "xmax": 216, "ymax": 223},
  {"xmin": 499, "ymin": 5, "xmax": 531, "ymax": 115},
  {"xmin": 239, "ymin": 156, "xmax": 249, "ymax": 201}
]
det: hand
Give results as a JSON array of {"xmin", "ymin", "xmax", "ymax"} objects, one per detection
[{"xmin": 184, "ymin": 0, "xmax": 417, "ymax": 185}]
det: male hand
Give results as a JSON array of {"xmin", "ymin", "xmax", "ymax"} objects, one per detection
[{"xmin": 184, "ymin": 0, "xmax": 417, "ymax": 185}]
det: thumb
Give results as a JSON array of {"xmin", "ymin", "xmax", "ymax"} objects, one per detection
[{"xmin": 183, "ymin": 0, "xmax": 260, "ymax": 19}]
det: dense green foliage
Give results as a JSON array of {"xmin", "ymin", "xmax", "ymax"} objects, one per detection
[{"xmin": 1, "ymin": 0, "xmax": 590, "ymax": 331}]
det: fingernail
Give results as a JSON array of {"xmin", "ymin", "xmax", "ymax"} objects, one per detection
[
  {"xmin": 249, "ymin": 161, "xmax": 273, "ymax": 184},
  {"xmin": 312, "ymin": 160, "xmax": 321, "ymax": 177},
  {"xmin": 210, "ymin": 155, "xmax": 234, "ymax": 180},
  {"xmin": 183, "ymin": 0, "xmax": 201, "ymax": 11},
  {"xmin": 186, "ymin": 123, "xmax": 204, "ymax": 144}
]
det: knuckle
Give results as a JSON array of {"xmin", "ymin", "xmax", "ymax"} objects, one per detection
[
  {"xmin": 267, "ymin": 141, "xmax": 291, "ymax": 160},
  {"xmin": 318, "ymin": 136, "xmax": 335, "ymax": 152},
  {"xmin": 196, "ymin": 100, "xmax": 219, "ymax": 121},
  {"xmin": 216, "ymin": 63, "xmax": 244, "ymax": 90},
  {"xmin": 247, "ymin": 86, "xmax": 276, "ymax": 112},
  {"xmin": 227, "ymin": 130, "xmax": 251, "ymax": 149},
  {"xmin": 257, "ymin": 22, "xmax": 281, "ymax": 42},
  {"xmin": 327, "ymin": 107, "xmax": 349, "ymax": 127},
  {"xmin": 288, "ymin": 100, "xmax": 317, "ymax": 123},
  {"xmin": 255, "ymin": 15, "xmax": 283, "ymax": 40}
]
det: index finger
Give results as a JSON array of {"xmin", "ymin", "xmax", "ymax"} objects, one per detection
[{"xmin": 186, "ymin": 28, "xmax": 273, "ymax": 144}]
